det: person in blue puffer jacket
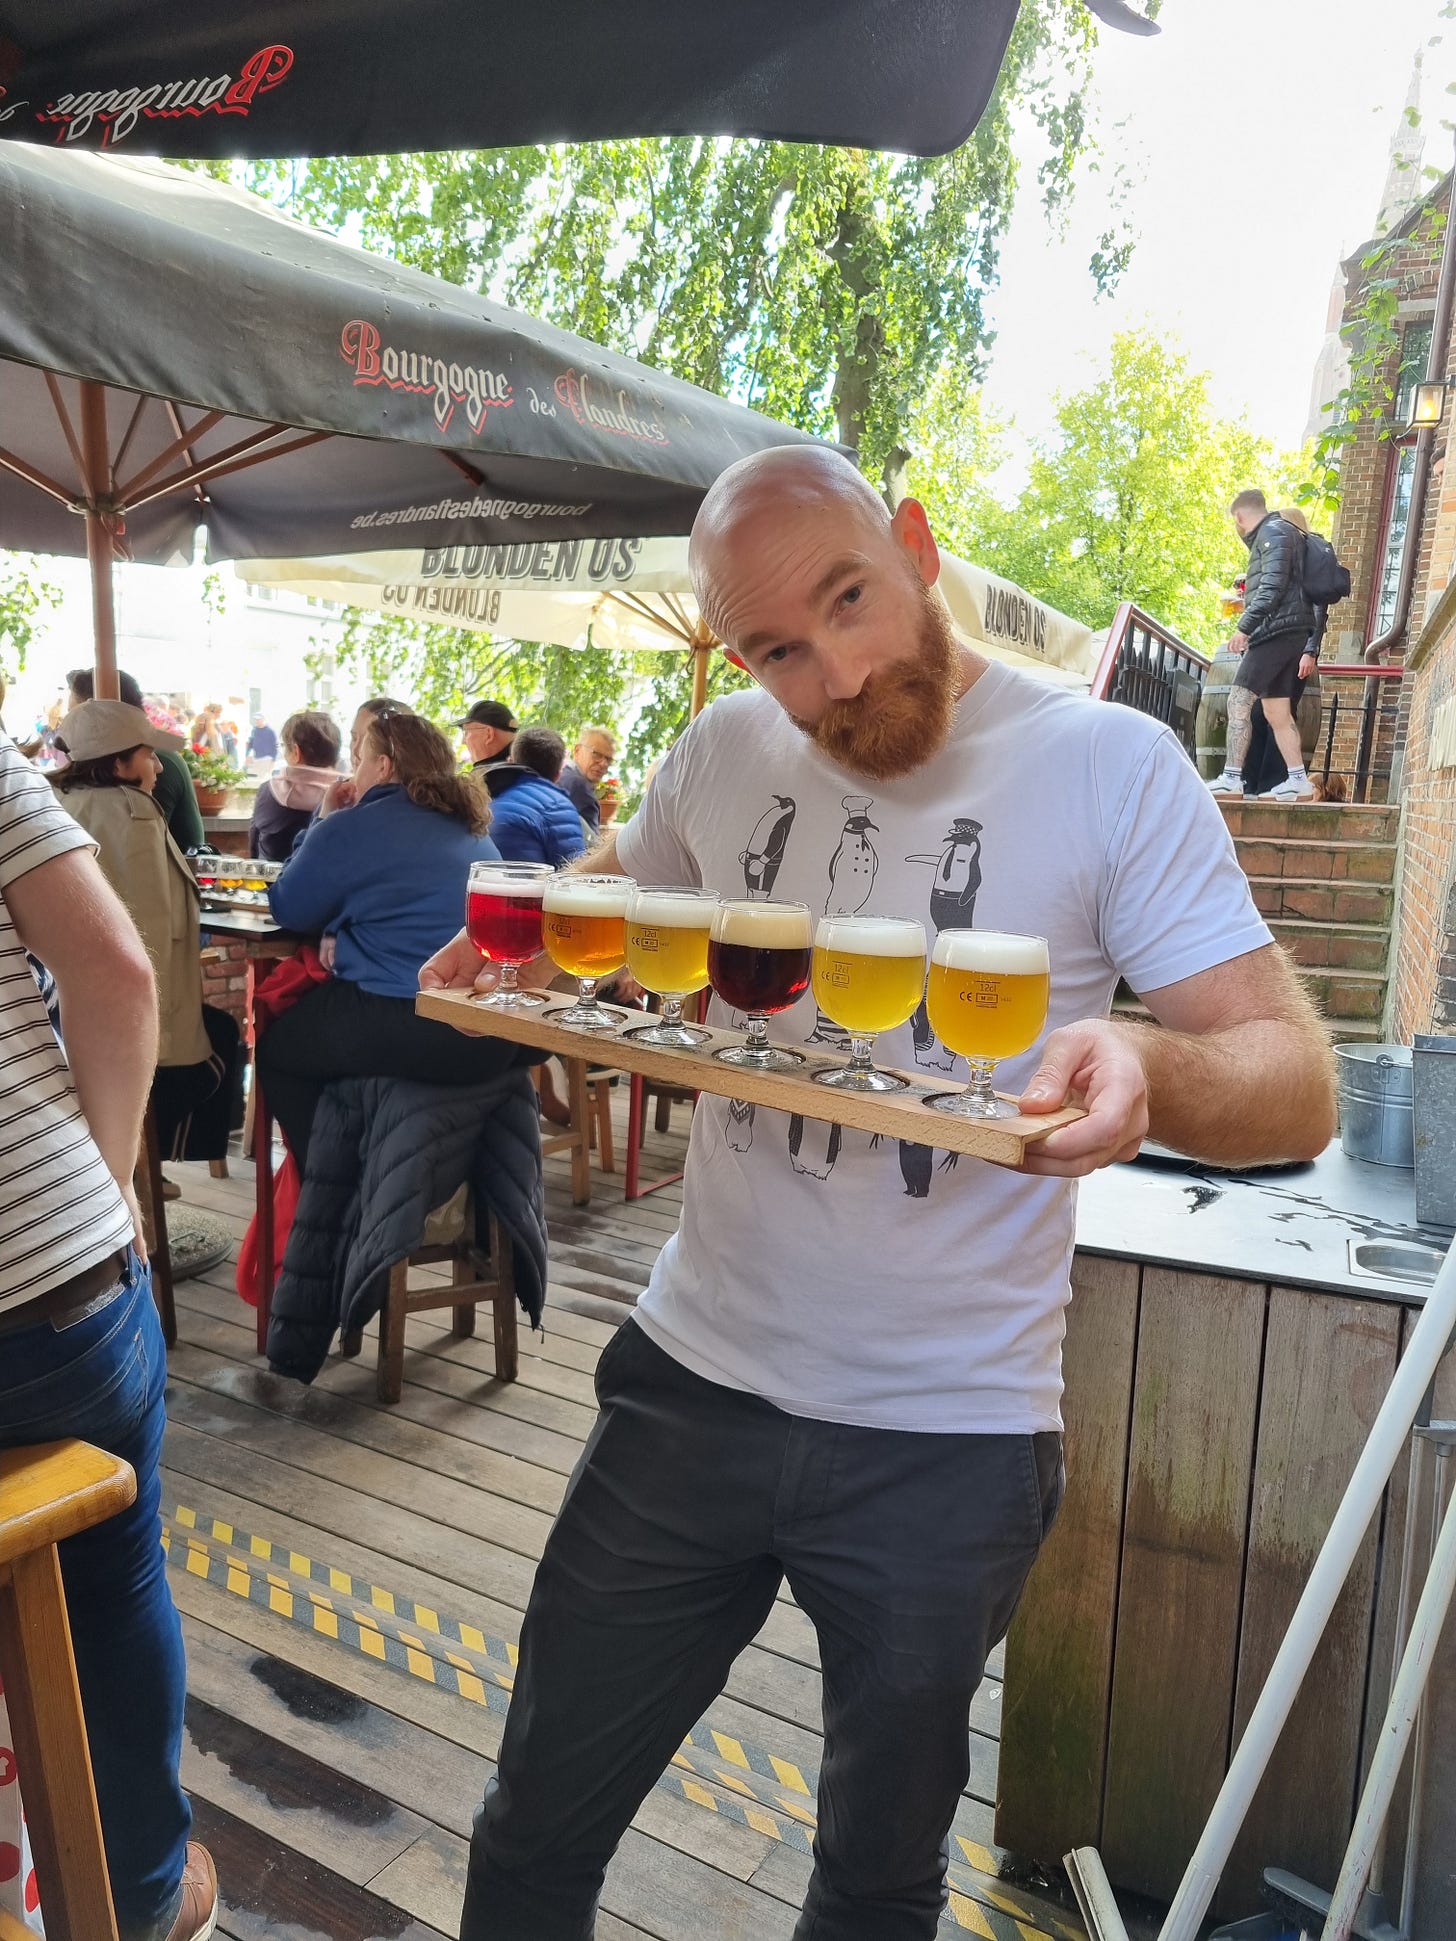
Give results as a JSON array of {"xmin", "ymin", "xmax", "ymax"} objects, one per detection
[
  {"xmin": 259, "ymin": 706, "xmax": 527, "ymax": 1165},
  {"xmin": 484, "ymin": 726, "xmax": 589, "ymax": 867}
]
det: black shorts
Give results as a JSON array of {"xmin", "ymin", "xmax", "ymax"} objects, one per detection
[{"xmin": 1234, "ymin": 628, "xmax": 1306, "ymax": 700}]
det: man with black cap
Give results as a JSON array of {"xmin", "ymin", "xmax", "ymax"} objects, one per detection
[{"xmin": 458, "ymin": 699, "xmax": 518, "ymax": 773}]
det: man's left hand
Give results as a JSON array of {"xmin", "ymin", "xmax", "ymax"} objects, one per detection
[
  {"xmin": 1229, "ymin": 630, "xmax": 1249, "ymax": 655},
  {"xmin": 1015, "ymin": 1020, "xmax": 1150, "ymax": 1177}
]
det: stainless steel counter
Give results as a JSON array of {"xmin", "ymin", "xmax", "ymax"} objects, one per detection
[{"xmin": 1075, "ymin": 1139, "xmax": 1450, "ymax": 1304}]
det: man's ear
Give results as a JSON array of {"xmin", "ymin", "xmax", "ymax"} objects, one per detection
[{"xmin": 889, "ymin": 497, "xmax": 941, "ymax": 588}]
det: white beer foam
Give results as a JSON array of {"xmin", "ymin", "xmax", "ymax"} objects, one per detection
[
  {"xmin": 713, "ymin": 902, "xmax": 813, "ymax": 949},
  {"xmin": 631, "ymin": 892, "xmax": 717, "ymax": 929},
  {"xmin": 932, "ymin": 930, "xmax": 1048, "ymax": 974},
  {"xmin": 543, "ymin": 878, "xmax": 635, "ymax": 917},
  {"xmin": 472, "ymin": 870, "xmax": 549, "ymax": 900},
  {"xmin": 815, "ymin": 916, "xmax": 926, "ymax": 957}
]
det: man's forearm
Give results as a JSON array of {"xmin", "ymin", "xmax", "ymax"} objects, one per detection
[{"xmin": 1130, "ymin": 1015, "xmax": 1337, "ymax": 1165}]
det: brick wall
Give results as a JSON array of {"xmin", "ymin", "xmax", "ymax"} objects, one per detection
[
  {"xmin": 1326, "ymin": 185, "xmax": 1451, "ymax": 796},
  {"xmin": 200, "ymin": 939, "xmax": 250, "ymax": 1032},
  {"xmin": 1390, "ymin": 594, "xmax": 1456, "ymax": 1042}
]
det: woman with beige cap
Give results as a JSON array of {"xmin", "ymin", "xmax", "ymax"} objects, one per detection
[{"xmin": 53, "ymin": 700, "xmax": 240, "ymax": 1169}]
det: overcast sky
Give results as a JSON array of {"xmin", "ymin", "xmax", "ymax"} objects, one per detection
[{"xmin": 982, "ymin": 0, "xmax": 1456, "ymax": 458}]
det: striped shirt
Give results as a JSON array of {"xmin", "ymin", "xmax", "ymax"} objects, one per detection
[{"xmin": 0, "ymin": 738, "xmax": 133, "ymax": 1314}]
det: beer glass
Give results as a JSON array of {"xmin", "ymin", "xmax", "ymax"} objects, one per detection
[
  {"xmin": 624, "ymin": 886, "xmax": 719, "ymax": 1047},
  {"xmin": 811, "ymin": 915, "xmax": 927, "ymax": 1092},
  {"xmin": 542, "ymin": 873, "xmax": 637, "ymax": 1030},
  {"xmin": 466, "ymin": 860, "xmax": 553, "ymax": 1009},
  {"xmin": 708, "ymin": 899, "xmax": 813, "ymax": 1071},
  {"xmin": 925, "ymin": 930, "xmax": 1050, "ymax": 1118}
]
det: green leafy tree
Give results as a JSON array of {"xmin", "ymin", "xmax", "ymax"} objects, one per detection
[
  {"xmin": 915, "ymin": 331, "xmax": 1302, "ymax": 650},
  {"xmin": 234, "ymin": 2, "xmax": 1131, "ymax": 493},
  {"xmin": 0, "ymin": 555, "xmax": 62, "ymax": 685}
]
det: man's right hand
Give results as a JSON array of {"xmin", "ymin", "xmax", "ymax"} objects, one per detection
[
  {"xmin": 419, "ymin": 929, "xmax": 556, "ymax": 996},
  {"xmin": 124, "ymin": 1183, "xmax": 150, "ymax": 1266}
]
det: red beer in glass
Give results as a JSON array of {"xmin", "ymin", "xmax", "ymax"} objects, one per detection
[
  {"xmin": 465, "ymin": 861, "xmax": 554, "ymax": 1008},
  {"xmin": 708, "ymin": 899, "xmax": 813, "ymax": 1070}
]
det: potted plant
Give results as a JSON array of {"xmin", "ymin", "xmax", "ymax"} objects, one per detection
[{"xmin": 183, "ymin": 746, "xmax": 247, "ymax": 817}]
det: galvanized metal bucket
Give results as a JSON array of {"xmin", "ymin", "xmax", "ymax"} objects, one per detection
[
  {"xmin": 1335, "ymin": 1043, "xmax": 1414, "ymax": 1169},
  {"xmin": 1413, "ymin": 1034, "xmax": 1456, "ymax": 1227}
]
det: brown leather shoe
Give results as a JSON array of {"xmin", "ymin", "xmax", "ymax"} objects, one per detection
[{"xmin": 162, "ymin": 1843, "xmax": 218, "ymax": 1941}]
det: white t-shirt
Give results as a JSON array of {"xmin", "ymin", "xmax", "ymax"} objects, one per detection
[
  {"xmin": 0, "ymin": 738, "xmax": 134, "ymax": 1314},
  {"xmin": 615, "ymin": 664, "xmax": 1272, "ymax": 1434}
]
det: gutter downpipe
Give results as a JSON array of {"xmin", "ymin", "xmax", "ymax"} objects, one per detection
[{"xmin": 1357, "ymin": 147, "xmax": 1456, "ymax": 795}]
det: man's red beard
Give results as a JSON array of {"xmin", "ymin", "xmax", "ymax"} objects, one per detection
[{"xmin": 791, "ymin": 586, "xmax": 961, "ymax": 782}]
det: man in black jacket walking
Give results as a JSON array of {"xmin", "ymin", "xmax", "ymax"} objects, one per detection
[{"xmin": 1207, "ymin": 489, "xmax": 1315, "ymax": 802}]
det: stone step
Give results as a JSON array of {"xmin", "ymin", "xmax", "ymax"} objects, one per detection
[
  {"xmin": 1247, "ymin": 876, "xmax": 1396, "ymax": 928},
  {"xmin": 1268, "ymin": 919, "xmax": 1391, "ymax": 973},
  {"xmin": 1218, "ymin": 800, "xmax": 1400, "ymax": 844},
  {"xmin": 1232, "ymin": 837, "xmax": 1397, "ymax": 885}
]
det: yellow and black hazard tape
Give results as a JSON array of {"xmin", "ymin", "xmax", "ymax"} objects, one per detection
[{"xmin": 163, "ymin": 1505, "xmax": 1079, "ymax": 1941}]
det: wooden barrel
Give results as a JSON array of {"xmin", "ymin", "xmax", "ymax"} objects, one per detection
[{"xmin": 1194, "ymin": 647, "xmax": 1240, "ymax": 778}]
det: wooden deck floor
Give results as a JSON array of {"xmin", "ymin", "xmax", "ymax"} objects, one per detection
[{"xmin": 160, "ymin": 1096, "xmax": 1087, "ymax": 1941}]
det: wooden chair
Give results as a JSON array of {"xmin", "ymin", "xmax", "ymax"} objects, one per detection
[
  {"xmin": 340, "ymin": 1188, "xmax": 519, "ymax": 1404},
  {"xmin": 133, "ymin": 1101, "xmax": 175, "ymax": 1349},
  {"xmin": 0, "ymin": 1440, "xmax": 136, "ymax": 1941},
  {"xmin": 532, "ymin": 1060, "xmax": 618, "ymax": 1204}
]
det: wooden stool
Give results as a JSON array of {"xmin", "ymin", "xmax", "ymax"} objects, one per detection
[
  {"xmin": 532, "ymin": 1060, "xmax": 617, "ymax": 1203},
  {"xmin": 341, "ymin": 1190, "xmax": 519, "ymax": 1404},
  {"xmin": 0, "ymin": 1440, "xmax": 136, "ymax": 1941}
]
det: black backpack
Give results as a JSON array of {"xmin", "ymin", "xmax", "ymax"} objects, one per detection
[{"xmin": 1300, "ymin": 529, "xmax": 1352, "ymax": 608}]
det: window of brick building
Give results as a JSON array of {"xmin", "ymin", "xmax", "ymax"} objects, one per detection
[{"xmin": 1370, "ymin": 322, "xmax": 1435, "ymax": 641}]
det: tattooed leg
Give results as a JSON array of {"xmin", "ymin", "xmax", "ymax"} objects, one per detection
[{"xmin": 1225, "ymin": 683, "xmax": 1255, "ymax": 775}]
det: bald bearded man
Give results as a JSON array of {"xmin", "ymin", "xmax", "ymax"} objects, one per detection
[{"xmin": 421, "ymin": 448, "xmax": 1336, "ymax": 1940}]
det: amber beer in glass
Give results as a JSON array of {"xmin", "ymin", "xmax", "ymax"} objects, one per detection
[
  {"xmin": 542, "ymin": 874, "xmax": 637, "ymax": 1030},
  {"xmin": 926, "ymin": 930, "xmax": 1050, "ymax": 1118},
  {"xmin": 708, "ymin": 900, "xmax": 813, "ymax": 1071},
  {"xmin": 624, "ymin": 887, "xmax": 719, "ymax": 1047},
  {"xmin": 466, "ymin": 860, "xmax": 554, "ymax": 1008},
  {"xmin": 811, "ymin": 915, "xmax": 927, "ymax": 1092}
]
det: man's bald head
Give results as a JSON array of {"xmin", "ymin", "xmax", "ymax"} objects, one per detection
[
  {"xmin": 686, "ymin": 444, "xmax": 968, "ymax": 781},
  {"xmin": 689, "ymin": 446, "xmax": 892, "ymax": 639}
]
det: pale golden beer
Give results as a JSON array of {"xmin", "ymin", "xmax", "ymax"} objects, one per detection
[
  {"xmin": 542, "ymin": 879, "xmax": 632, "ymax": 979},
  {"xmin": 625, "ymin": 894, "xmax": 714, "ymax": 998},
  {"xmin": 812, "ymin": 916, "xmax": 927, "ymax": 1036},
  {"xmin": 927, "ymin": 931, "xmax": 1050, "ymax": 1064}
]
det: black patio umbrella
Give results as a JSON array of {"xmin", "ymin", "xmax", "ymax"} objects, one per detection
[
  {"xmin": 0, "ymin": 1, "xmax": 1156, "ymax": 163},
  {"xmin": 0, "ymin": 142, "xmax": 827, "ymax": 694}
]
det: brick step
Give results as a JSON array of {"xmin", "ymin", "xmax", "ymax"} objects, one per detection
[
  {"xmin": 1232, "ymin": 837, "xmax": 1396, "ymax": 885},
  {"xmin": 1299, "ymin": 966, "xmax": 1388, "ymax": 1022},
  {"xmin": 1113, "ymin": 997, "xmax": 1387, "ymax": 1045},
  {"xmin": 1218, "ymin": 800, "xmax": 1400, "ymax": 843},
  {"xmin": 1247, "ymin": 876, "xmax": 1396, "ymax": 927},
  {"xmin": 1268, "ymin": 919, "xmax": 1391, "ymax": 973}
]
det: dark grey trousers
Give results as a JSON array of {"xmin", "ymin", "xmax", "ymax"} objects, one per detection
[{"xmin": 461, "ymin": 1318, "xmax": 1063, "ymax": 1940}]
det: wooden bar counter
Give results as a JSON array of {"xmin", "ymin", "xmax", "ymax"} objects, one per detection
[{"xmin": 997, "ymin": 1143, "xmax": 1455, "ymax": 1928}]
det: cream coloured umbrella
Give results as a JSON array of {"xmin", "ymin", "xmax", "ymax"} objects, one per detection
[{"xmin": 237, "ymin": 536, "xmax": 1099, "ymax": 713}]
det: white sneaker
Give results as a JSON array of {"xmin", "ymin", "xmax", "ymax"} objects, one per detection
[
  {"xmin": 1259, "ymin": 779, "xmax": 1315, "ymax": 803},
  {"xmin": 1206, "ymin": 771, "xmax": 1244, "ymax": 797}
]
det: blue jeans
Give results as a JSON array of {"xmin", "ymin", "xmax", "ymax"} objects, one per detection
[{"xmin": 0, "ymin": 1253, "xmax": 190, "ymax": 1938}]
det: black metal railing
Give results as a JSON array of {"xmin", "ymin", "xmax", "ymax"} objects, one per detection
[
  {"xmin": 1091, "ymin": 603, "xmax": 1211, "ymax": 758},
  {"xmin": 1312, "ymin": 664, "xmax": 1405, "ymax": 804}
]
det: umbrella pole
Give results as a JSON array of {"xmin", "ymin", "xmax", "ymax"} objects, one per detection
[
  {"xmin": 79, "ymin": 381, "xmax": 120, "ymax": 701},
  {"xmin": 689, "ymin": 624, "xmax": 714, "ymax": 719}
]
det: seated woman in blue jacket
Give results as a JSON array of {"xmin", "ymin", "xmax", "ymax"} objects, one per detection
[
  {"xmin": 484, "ymin": 726, "xmax": 588, "ymax": 866},
  {"xmin": 259, "ymin": 708, "xmax": 523, "ymax": 1167}
]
